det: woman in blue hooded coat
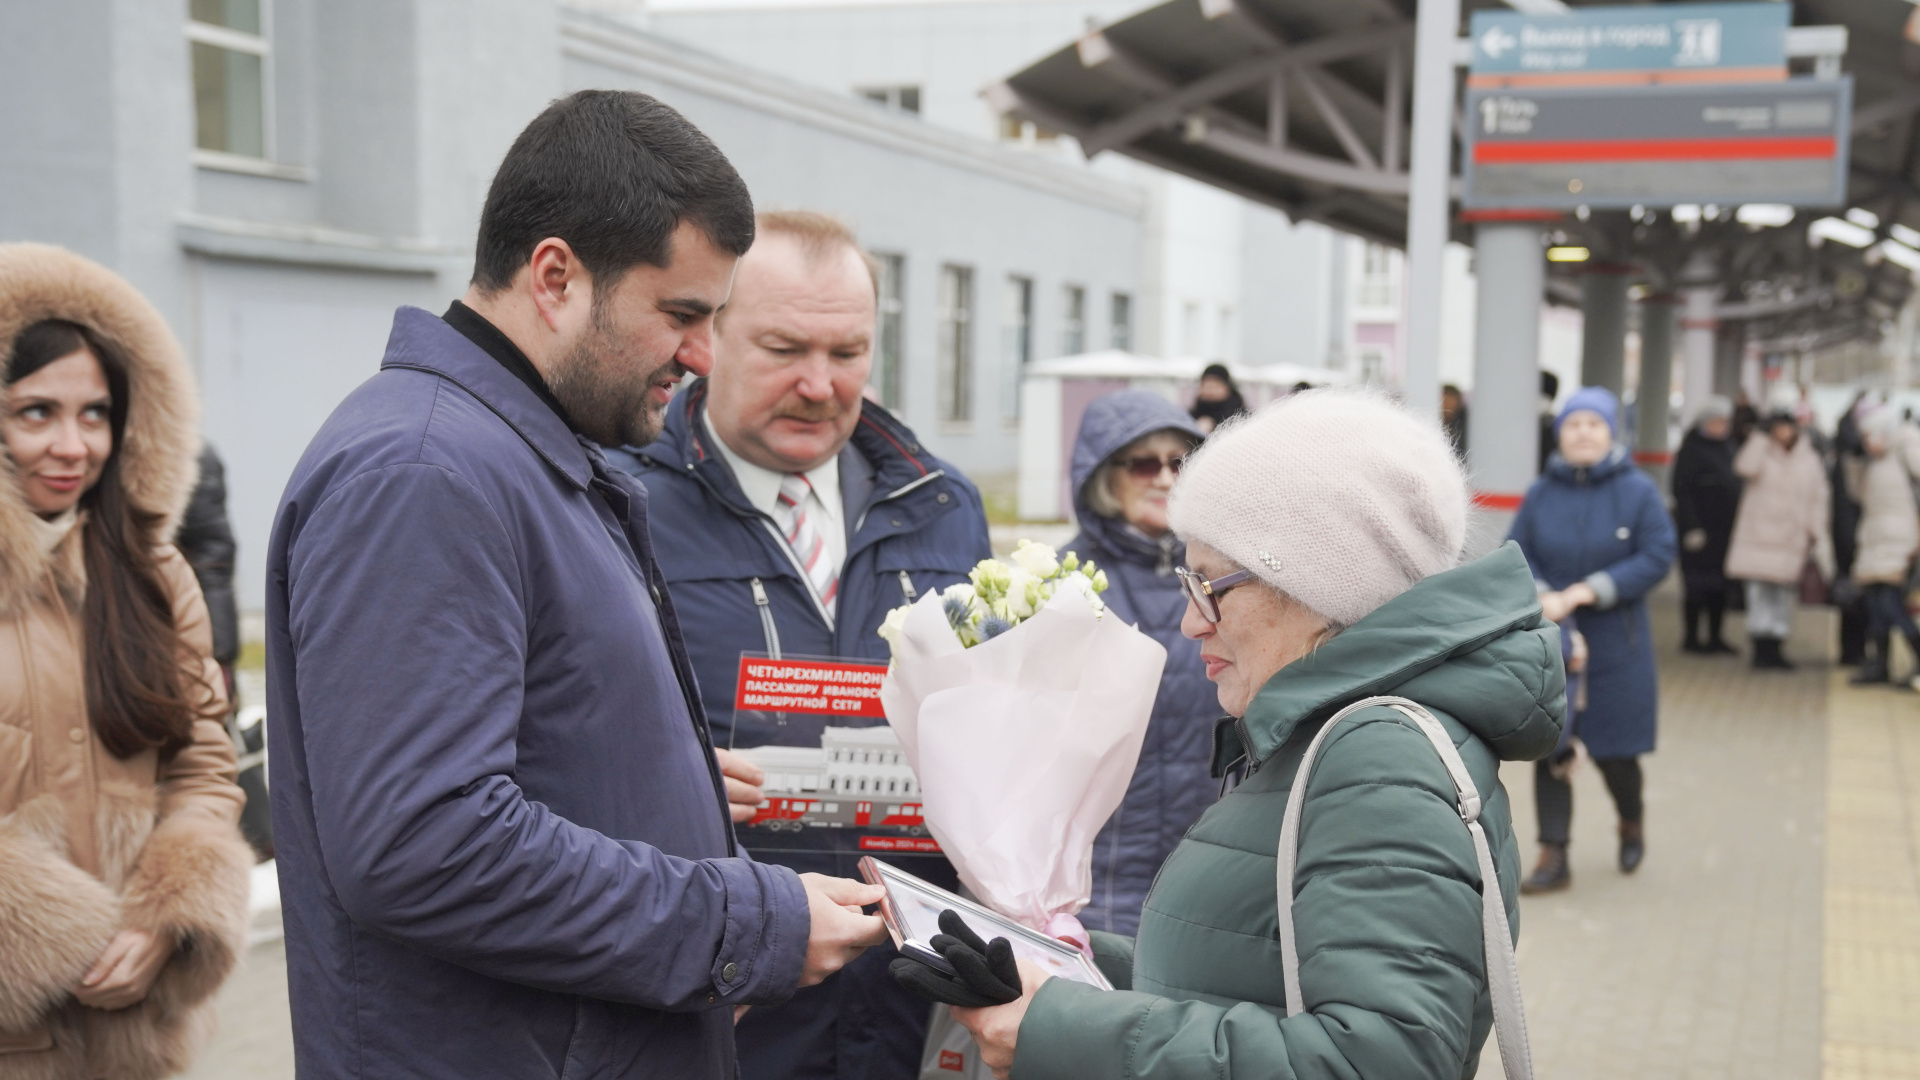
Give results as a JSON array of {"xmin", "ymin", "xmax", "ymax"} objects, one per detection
[
  {"xmin": 1508, "ymin": 387, "xmax": 1676, "ymax": 894},
  {"xmin": 1062, "ymin": 391, "xmax": 1216, "ymax": 936}
]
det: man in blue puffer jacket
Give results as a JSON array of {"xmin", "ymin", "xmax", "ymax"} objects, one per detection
[
  {"xmin": 1061, "ymin": 390, "xmax": 1219, "ymax": 936},
  {"xmin": 606, "ymin": 211, "xmax": 990, "ymax": 1080}
]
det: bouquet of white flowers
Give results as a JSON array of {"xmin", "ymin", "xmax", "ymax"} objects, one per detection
[
  {"xmin": 878, "ymin": 541, "xmax": 1165, "ymax": 948},
  {"xmin": 879, "ymin": 540, "xmax": 1110, "ymax": 651}
]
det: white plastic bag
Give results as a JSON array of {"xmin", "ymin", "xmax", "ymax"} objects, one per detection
[
  {"xmin": 881, "ymin": 588, "xmax": 1166, "ymax": 940},
  {"xmin": 920, "ymin": 1006, "xmax": 994, "ymax": 1080}
]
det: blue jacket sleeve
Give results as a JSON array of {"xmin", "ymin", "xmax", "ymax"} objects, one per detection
[
  {"xmin": 1586, "ymin": 477, "xmax": 1677, "ymax": 608},
  {"xmin": 1504, "ymin": 486, "xmax": 1548, "ymax": 589},
  {"xmin": 284, "ymin": 463, "xmax": 810, "ymax": 1011}
]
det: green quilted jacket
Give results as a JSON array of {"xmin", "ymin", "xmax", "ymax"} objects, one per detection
[{"xmin": 1015, "ymin": 542, "xmax": 1565, "ymax": 1080}]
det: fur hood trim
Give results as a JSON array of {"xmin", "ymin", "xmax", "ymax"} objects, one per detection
[{"xmin": 0, "ymin": 244, "xmax": 201, "ymax": 616}]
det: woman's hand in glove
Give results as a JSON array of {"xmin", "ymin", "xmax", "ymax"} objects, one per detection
[
  {"xmin": 953, "ymin": 957, "xmax": 1051, "ymax": 1080},
  {"xmin": 889, "ymin": 909, "xmax": 1022, "ymax": 1007}
]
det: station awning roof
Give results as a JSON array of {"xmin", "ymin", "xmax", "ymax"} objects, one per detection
[{"xmin": 989, "ymin": 1, "xmax": 1920, "ymax": 250}]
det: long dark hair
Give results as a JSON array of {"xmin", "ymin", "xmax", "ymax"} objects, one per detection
[{"xmin": 8, "ymin": 320, "xmax": 198, "ymax": 759}]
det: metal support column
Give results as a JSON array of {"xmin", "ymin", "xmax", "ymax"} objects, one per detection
[
  {"xmin": 1634, "ymin": 294, "xmax": 1678, "ymax": 490},
  {"xmin": 1401, "ymin": 0, "xmax": 1459, "ymax": 420},
  {"xmin": 1680, "ymin": 285, "xmax": 1718, "ymax": 424},
  {"xmin": 1465, "ymin": 221, "xmax": 1544, "ymax": 552},
  {"xmin": 1579, "ymin": 266, "xmax": 1632, "ymax": 396}
]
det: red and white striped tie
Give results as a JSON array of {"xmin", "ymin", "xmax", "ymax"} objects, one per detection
[{"xmin": 777, "ymin": 473, "xmax": 838, "ymax": 618}]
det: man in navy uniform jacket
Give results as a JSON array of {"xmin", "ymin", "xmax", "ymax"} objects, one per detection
[
  {"xmin": 266, "ymin": 92, "xmax": 885, "ymax": 1080},
  {"xmin": 608, "ymin": 210, "xmax": 990, "ymax": 1080}
]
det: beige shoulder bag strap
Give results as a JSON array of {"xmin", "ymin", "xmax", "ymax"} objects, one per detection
[{"xmin": 1274, "ymin": 695, "xmax": 1535, "ymax": 1080}]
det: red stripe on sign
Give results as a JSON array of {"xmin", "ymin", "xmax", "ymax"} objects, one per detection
[
  {"xmin": 1474, "ymin": 136, "xmax": 1837, "ymax": 165},
  {"xmin": 1633, "ymin": 451, "xmax": 1673, "ymax": 466},
  {"xmin": 1473, "ymin": 491, "xmax": 1526, "ymax": 511}
]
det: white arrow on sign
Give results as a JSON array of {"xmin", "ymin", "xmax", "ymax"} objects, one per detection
[{"xmin": 1480, "ymin": 26, "xmax": 1519, "ymax": 60}]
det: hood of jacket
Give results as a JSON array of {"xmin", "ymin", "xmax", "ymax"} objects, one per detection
[
  {"xmin": 1235, "ymin": 540, "xmax": 1564, "ymax": 766},
  {"xmin": 1069, "ymin": 391, "xmax": 1203, "ymax": 563},
  {"xmin": 0, "ymin": 244, "xmax": 200, "ymax": 615}
]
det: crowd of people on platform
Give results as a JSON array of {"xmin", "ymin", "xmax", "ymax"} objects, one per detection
[
  {"xmin": 0, "ymin": 83, "xmax": 1914, "ymax": 1080},
  {"xmin": 1671, "ymin": 390, "xmax": 1920, "ymax": 686}
]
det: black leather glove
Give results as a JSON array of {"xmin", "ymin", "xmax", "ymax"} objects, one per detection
[{"xmin": 888, "ymin": 909, "xmax": 1023, "ymax": 1007}]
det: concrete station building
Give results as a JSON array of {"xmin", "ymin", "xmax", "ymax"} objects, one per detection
[{"xmin": 2, "ymin": 0, "xmax": 1164, "ymax": 610}]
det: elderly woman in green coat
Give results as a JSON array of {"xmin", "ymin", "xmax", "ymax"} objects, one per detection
[{"xmin": 943, "ymin": 389, "xmax": 1565, "ymax": 1080}]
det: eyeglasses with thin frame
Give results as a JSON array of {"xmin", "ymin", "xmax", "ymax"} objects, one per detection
[
  {"xmin": 1122, "ymin": 454, "xmax": 1185, "ymax": 480},
  {"xmin": 1174, "ymin": 565, "xmax": 1257, "ymax": 624}
]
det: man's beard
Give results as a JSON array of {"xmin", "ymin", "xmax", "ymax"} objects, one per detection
[{"xmin": 547, "ymin": 299, "xmax": 684, "ymax": 449}]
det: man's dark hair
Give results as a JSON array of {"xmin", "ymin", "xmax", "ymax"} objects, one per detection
[{"xmin": 472, "ymin": 90, "xmax": 755, "ymax": 293}]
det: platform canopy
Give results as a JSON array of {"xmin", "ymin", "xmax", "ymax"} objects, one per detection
[{"xmin": 989, "ymin": 1, "xmax": 1920, "ymax": 279}]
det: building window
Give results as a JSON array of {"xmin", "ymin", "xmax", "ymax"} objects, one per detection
[
  {"xmin": 874, "ymin": 253, "xmax": 906, "ymax": 411},
  {"xmin": 1061, "ymin": 285, "xmax": 1086, "ymax": 356},
  {"xmin": 1358, "ymin": 243, "xmax": 1396, "ymax": 309},
  {"xmin": 858, "ymin": 85, "xmax": 921, "ymax": 115},
  {"xmin": 1110, "ymin": 292, "xmax": 1133, "ymax": 352},
  {"xmin": 1181, "ymin": 301, "xmax": 1204, "ymax": 356},
  {"xmin": 938, "ymin": 265, "xmax": 974, "ymax": 424},
  {"xmin": 1358, "ymin": 347, "xmax": 1388, "ymax": 384},
  {"xmin": 1002, "ymin": 276, "xmax": 1033, "ymax": 420},
  {"xmin": 188, "ymin": 0, "xmax": 270, "ymax": 159}
]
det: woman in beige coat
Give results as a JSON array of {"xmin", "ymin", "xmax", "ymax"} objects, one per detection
[
  {"xmin": 1850, "ymin": 408, "xmax": 1920, "ymax": 687},
  {"xmin": 0, "ymin": 244, "xmax": 251, "ymax": 1079},
  {"xmin": 1725, "ymin": 411, "xmax": 1833, "ymax": 669}
]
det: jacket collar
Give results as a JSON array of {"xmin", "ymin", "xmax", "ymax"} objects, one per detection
[
  {"xmin": 1544, "ymin": 443, "xmax": 1632, "ymax": 486},
  {"xmin": 381, "ymin": 307, "xmax": 593, "ymax": 492}
]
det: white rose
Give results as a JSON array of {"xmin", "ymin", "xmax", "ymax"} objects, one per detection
[
  {"xmin": 1002, "ymin": 568, "xmax": 1039, "ymax": 619},
  {"xmin": 1052, "ymin": 572, "xmax": 1106, "ymax": 615},
  {"xmin": 1009, "ymin": 540, "xmax": 1060, "ymax": 579},
  {"xmin": 877, "ymin": 603, "xmax": 912, "ymax": 651}
]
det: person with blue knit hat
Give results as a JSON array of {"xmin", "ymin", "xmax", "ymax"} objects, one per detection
[{"xmin": 1507, "ymin": 386, "xmax": 1677, "ymax": 893}]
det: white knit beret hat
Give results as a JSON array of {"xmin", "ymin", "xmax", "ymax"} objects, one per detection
[{"xmin": 1168, "ymin": 387, "xmax": 1469, "ymax": 628}]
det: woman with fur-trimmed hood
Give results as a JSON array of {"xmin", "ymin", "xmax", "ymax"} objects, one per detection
[{"xmin": 0, "ymin": 244, "xmax": 250, "ymax": 1078}]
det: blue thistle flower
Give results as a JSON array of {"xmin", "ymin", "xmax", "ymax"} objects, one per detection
[
  {"xmin": 943, "ymin": 595, "xmax": 972, "ymax": 629},
  {"xmin": 978, "ymin": 614, "xmax": 1014, "ymax": 640}
]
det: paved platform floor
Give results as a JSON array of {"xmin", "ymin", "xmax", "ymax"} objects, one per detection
[{"xmin": 183, "ymin": 590, "xmax": 1917, "ymax": 1080}]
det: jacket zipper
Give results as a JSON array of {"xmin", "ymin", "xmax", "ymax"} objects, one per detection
[
  {"xmin": 747, "ymin": 577, "xmax": 786, "ymax": 740},
  {"xmin": 898, "ymin": 571, "xmax": 918, "ymax": 603}
]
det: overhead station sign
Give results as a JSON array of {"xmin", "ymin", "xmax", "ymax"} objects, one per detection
[
  {"xmin": 1461, "ymin": 3, "xmax": 1849, "ymax": 210},
  {"xmin": 1468, "ymin": 3, "xmax": 1788, "ymax": 89}
]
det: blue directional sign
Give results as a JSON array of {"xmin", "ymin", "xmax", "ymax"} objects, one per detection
[{"xmin": 1469, "ymin": 3, "xmax": 1789, "ymax": 89}]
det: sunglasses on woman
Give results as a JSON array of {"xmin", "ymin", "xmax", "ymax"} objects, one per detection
[
  {"xmin": 1174, "ymin": 565, "xmax": 1256, "ymax": 624},
  {"xmin": 1122, "ymin": 454, "xmax": 1184, "ymax": 480}
]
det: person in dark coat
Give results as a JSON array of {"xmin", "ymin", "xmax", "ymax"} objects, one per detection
[
  {"xmin": 1831, "ymin": 391, "xmax": 1872, "ymax": 664},
  {"xmin": 1508, "ymin": 386, "xmax": 1677, "ymax": 893},
  {"xmin": 1059, "ymin": 391, "xmax": 1213, "ymax": 937},
  {"xmin": 1671, "ymin": 396, "xmax": 1740, "ymax": 654},
  {"xmin": 176, "ymin": 442, "xmax": 273, "ymax": 858},
  {"xmin": 177, "ymin": 444, "xmax": 239, "ymax": 669},
  {"xmin": 609, "ymin": 210, "xmax": 991, "ymax": 1080},
  {"xmin": 266, "ymin": 91, "xmax": 884, "ymax": 1080},
  {"xmin": 1537, "ymin": 369, "xmax": 1561, "ymax": 474},
  {"xmin": 1188, "ymin": 362, "xmax": 1245, "ymax": 433}
]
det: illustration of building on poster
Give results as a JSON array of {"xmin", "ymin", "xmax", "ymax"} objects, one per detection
[{"xmin": 733, "ymin": 726, "xmax": 932, "ymax": 842}]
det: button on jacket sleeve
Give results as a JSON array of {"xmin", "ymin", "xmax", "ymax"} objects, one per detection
[{"xmin": 284, "ymin": 460, "xmax": 809, "ymax": 1011}]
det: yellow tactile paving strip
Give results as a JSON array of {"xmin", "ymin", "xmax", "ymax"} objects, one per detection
[{"xmin": 1824, "ymin": 670, "xmax": 1920, "ymax": 1079}]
